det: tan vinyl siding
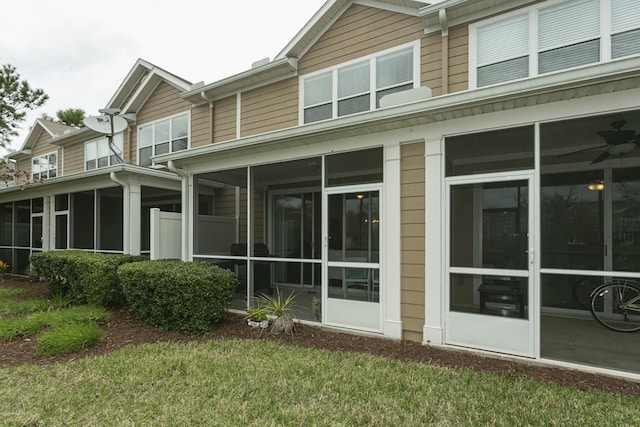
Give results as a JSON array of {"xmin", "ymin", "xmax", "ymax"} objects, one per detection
[
  {"xmin": 63, "ymin": 144, "xmax": 84, "ymax": 174},
  {"xmin": 448, "ymin": 25, "xmax": 469, "ymax": 93},
  {"xmin": 213, "ymin": 95, "xmax": 237, "ymax": 143},
  {"xmin": 30, "ymin": 131, "xmax": 55, "ymax": 158},
  {"xmin": 299, "ymin": 4, "xmax": 424, "ymax": 75},
  {"xmin": 190, "ymin": 104, "xmax": 211, "ymax": 148},
  {"xmin": 122, "ymin": 129, "xmax": 134, "ymax": 165},
  {"xmin": 240, "ymin": 78, "xmax": 298, "ymax": 138},
  {"xmin": 15, "ymin": 158, "xmax": 30, "ymax": 173},
  {"xmin": 400, "ymin": 142, "xmax": 425, "ymax": 342},
  {"xmin": 136, "ymin": 81, "xmax": 191, "ymax": 125},
  {"xmin": 422, "ymin": 32, "xmax": 443, "ymax": 96}
]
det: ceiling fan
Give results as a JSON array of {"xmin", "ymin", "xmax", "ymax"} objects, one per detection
[{"xmin": 561, "ymin": 120, "xmax": 639, "ymax": 164}]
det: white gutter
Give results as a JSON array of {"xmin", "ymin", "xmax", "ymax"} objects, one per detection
[
  {"xmin": 110, "ymin": 171, "xmax": 130, "ymax": 254},
  {"xmin": 168, "ymin": 160, "xmax": 190, "ymax": 261}
]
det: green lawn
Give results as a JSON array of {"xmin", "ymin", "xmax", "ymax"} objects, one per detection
[
  {"xmin": 1, "ymin": 283, "xmax": 638, "ymax": 426},
  {"xmin": 0, "ymin": 339, "xmax": 638, "ymax": 426}
]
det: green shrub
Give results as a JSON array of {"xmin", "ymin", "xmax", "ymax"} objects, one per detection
[
  {"xmin": 36, "ymin": 323, "xmax": 102, "ymax": 356},
  {"xmin": 30, "ymin": 251, "xmax": 81, "ymax": 297},
  {"xmin": 119, "ymin": 260, "xmax": 238, "ymax": 334},
  {"xmin": 30, "ymin": 251, "xmax": 147, "ymax": 308}
]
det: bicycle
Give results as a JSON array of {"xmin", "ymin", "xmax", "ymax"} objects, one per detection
[{"xmin": 590, "ymin": 278, "xmax": 640, "ymax": 332}]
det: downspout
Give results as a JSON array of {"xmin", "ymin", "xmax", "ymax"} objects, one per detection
[
  {"xmin": 110, "ymin": 171, "xmax": 130, "ymax": 254},
  {"xmin": 439, "ymin": 8, "xmax": 449, "ymax": 95},
  {"xmin": 201, "ymin": 91, "xmax": 214, "ymax": 144},
  {"xmin": 168, "ymin": 160, "xmax": 190, "ymax": 261}
]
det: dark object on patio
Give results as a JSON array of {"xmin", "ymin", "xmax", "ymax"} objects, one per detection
[{"xmin": 478, "ymin": 279, "xmax": 526, "ymax": 318}]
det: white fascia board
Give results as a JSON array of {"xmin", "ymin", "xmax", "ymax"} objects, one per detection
[{"xmin": 275, "ymin": 0, "xmax": 341, "ymax": 60}]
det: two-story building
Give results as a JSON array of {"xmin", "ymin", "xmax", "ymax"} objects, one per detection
[
  {"xmin": 1, "ymin": 60, "xmax": 187, "ymax": 271},
  {"xmin": 2, "ymin": 0, "xmax": 640, "ymax": 376}
]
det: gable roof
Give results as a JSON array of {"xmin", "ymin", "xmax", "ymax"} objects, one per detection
[
  {"xmin": 11, "ymin": 59, "xmax": 196, "ymax": 150},
  {"xmin": 182, "ymin": 0, "xmax": 427, "ymax": 105},
  {"xmin": 276, "ymin": 0, "xmax": 427, "ymax": 61},
  {"xmin": 6, "ymin": 119, "xmax": 77, "ymax": 160},
  {"xmin": 104, "ymin": 58, "xmax": 193, "ymax": 117}
]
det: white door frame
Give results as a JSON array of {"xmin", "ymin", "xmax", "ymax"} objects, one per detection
[
  {"xmin": 445, "ymin": 170, "xmax": 538, "ymax": 357},
  {"xmin": 323, "ymin": 183, "xmax": 383, "ymax": 332}
]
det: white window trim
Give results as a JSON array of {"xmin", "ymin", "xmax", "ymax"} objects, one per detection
[
  {"xmin": 84, "ymin": 134, "xmax": 124, "ymax": 171},
  {"xmin": 31, "ymin": 151, "xmax": 58, "ymax": 181},
  {"xmin": 137, "ymin": 111, "xmax": 191, "ymax": 166},
  {"xmin": 299, "ymin": 40, "xmax": 421, "ymax": 124},
  {"xmin": 468, "ymin": 0, "xmax": 640, "ymax": 89}
]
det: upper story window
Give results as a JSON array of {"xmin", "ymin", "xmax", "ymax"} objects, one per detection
[
  {"xmin": 31, "ymin": 152, "xmax": 57, "ymax": 181},
  {"xmin": 301, "ymin": 42, "xmax": 419, "ymax": 124},
  {"xmin": 138, "ymin": 113, "xmax": 189, "ymax": 166},
  {"xmin": 85, "ymin": 134, "xmax": 123, "ymax": 170},
  {"xmin": 470, "ymin": 0, "xmax": 640, "ymax": 88}
]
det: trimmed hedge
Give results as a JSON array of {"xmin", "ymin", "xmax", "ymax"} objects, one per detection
[
  {"xmin": 118, "ymin": 259, "xmax": 238, "ymax": 334},
  {"xmin": 30, "ymin": 251, "xmax": 147, "ymax": 308}
]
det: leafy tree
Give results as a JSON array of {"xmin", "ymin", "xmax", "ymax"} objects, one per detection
[
  {"xmin": 56, "ymin": 108, "xmax": 85, "ymax": 127},
  {"xmin": 0, "ymin": 159, "xmax": 32, "ymax": 188},
  {"xmin": 0, "ymin": 64, "xmax": 48, "ymax": 148}
]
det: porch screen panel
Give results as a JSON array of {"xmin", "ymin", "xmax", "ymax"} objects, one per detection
[
  {"xmin": 14, "ymin": 200, "xmax": 30, "ymax": 248},
  {"xmin": 98, "ymin": 187, "xmax": 123, "ymax": 251},
  {"xmin": 55, "ymin": 215, "xmax": 68, "ymax": 249},
  {"xmin": 31, "ymin": 217, "xmax": 42, "ymax": 249},
  {"xmin": 445, "ymin": 126, "xmax": 534, "ymax": 177},
  {"xmin": 325, "ymin": 148, "xmax": 383, "ymax": 187},
  {"xmin": 540, "ymin": 171, "xmax": 604, "ymax": 270},
  {"xmin": 612, "ymin": 167, "xmax": 640, "ymax": 272},
  {"xmin": 0, "ymin": 203, "xmax": 13, "ymax": 246},
  {"xmin": 71, "ymin": 191, "xmax": 95, "ymax": 250},
  {"xmin": 450, "ymin": 182, "xmax": 528, "ymax": 270}
]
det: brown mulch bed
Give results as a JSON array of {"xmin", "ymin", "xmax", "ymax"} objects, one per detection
[{"xmin": 1, "ymin": 275, "xmax": 639, "ymax": 398}]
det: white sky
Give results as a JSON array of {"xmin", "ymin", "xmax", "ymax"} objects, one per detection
[{"xmin": 2, "ymin": 0, "xmax": 442, "ymax": 154}]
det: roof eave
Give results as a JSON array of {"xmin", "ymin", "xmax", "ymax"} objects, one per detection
[
  {"xmin": 420, "ymin": 0, "xmax": 538, "ymax": 34},
  {"xmin": 181, "ymin": 57, "xmax": 299, "ymax": 104}
]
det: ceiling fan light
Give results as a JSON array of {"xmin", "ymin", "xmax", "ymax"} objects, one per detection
[
  {"xmin": 608, "ymin": 142, "xmax": 637, "ymax": 156},
  {"xmin": 588, "ymin": 181, "xmax": 604, "ymax": 191}
]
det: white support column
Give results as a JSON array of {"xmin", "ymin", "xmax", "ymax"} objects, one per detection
[
  {"xmin": 423, "ymin": 138, "xmax": 444, "ymax": 344},
  {"xmin": 128, "ymin": 179, "xmax": 142, "ymax": 256},
  {"xmin": 43, "ymin": 195, "xmax": 52, "ymax": 251},
  {"xmin": 184, "ymin": 171, "xmax": 192, "ymax": 261},
  {"xmin": 383, "ymin": 144, "xmax": 403, "ymax": 338}
]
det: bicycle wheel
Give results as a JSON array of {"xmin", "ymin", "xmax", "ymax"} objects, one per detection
[{"xmin": 590, "ymin": 280, "xmax": 640, "ymax": 332}]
